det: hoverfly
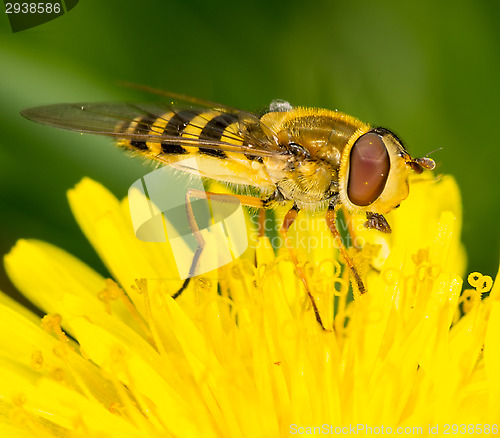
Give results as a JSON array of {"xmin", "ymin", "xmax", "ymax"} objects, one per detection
[{"xmin": 21, "ymin": 86, "xmax": 435, "ymax": 329}]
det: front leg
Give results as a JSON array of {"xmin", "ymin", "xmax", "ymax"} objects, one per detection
[
  {"xmin": 325, "ymin": 201, "xmax": 366, "ymax": 295},
  {"xmin": 280, "ymin": 205, "xmax": 328, "ymax": 330}
]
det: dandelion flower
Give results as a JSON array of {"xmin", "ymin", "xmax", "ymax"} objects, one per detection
[{"xmin": 1, "ymin": 174, "xmax": 499, "ymax": 437}]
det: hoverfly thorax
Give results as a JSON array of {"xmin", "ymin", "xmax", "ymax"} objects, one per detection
[
  {"xmin": 258, "ymin": 107, "xmax": 371, "ymax": 210},
  {"xmin": 261, "ymin": 107, "xmax": 365, "ymax": 163},
  {"xmin": 339, "ymin": 127, "xmax": 436, "ymax": 215}
]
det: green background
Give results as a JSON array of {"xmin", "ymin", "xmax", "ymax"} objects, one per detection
[{"xmin": 1, "ymin": 0, "xmax": 499, "ymax": 303}]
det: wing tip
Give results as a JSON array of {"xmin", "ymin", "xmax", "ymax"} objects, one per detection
[
  {"xmin": 20, "ymin": 107, "xmax": 34, "ymax": 120},
  {"xmin": 20, "ymin": 106, "xmax": 51, "ymax": 125},
  {"xmin": 20, "ymin": 106, "xmax": 55, "ymax": 125},
  {"xmin": 20, "ymin": 103, "xmax": 86, "ymax": 128}
]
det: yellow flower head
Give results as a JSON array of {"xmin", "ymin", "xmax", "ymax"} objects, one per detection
[{"xmin": 1, "ymin": 174, "xmax": 499, "ymax": 437}]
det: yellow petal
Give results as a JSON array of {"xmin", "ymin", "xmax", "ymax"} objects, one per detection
[
  {"xmin": 4, "ymin": 239, "xmax": 143, "ymax": 337},
  {"xmin": 2, "ymin": 170, "xmax": 497, "ymax": 436},
  {"xmin": 67, "ymin": 178, "xmax": 182, "ymax": 315}
]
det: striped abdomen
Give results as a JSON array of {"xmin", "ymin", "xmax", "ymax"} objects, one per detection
[
  {"xmin": 117, "ymin": 109, "xmax": 275, "ymax": 190},
  {"xmin": 118, "ymin": 110, "xmax": 243, "ymax": 159}
]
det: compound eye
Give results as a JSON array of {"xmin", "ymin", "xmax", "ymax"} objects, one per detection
[{"xmin": 347, "ymin": 133, "xmax": 390, "ymax": 206}]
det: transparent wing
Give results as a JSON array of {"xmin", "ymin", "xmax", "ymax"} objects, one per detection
[
  {"xmin": 120, "ymin": 83, "xmax": 257, "ymax": 116},
  {"xmin": 21, "ymin": 101, "xmax": 280, "ymax": 158}
]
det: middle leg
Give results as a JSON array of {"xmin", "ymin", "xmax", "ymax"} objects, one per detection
[
  {"xmin": 279, "ymin": 205, "xmax": 328, "ymax": 330},
  {"xmin": 325, "ymin": 204, "xmax": 366, "ymax": 295}
]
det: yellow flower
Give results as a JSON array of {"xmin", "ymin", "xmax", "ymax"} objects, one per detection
[{"xmin": 1, "ymin": 174, "xmax": 499, "ymax": 437}]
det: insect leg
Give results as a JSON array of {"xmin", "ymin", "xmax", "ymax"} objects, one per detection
[
  {"xmin": 171, "ymin": 278, "xmax": 191, "ymax": 299},
  {"xmin": 171, "ymin": 189, "xmax": 210, "ymax": 299},
  {"xmin": 325, "ymin": 205, "xmax": 366, "ymax": 295},
  {"xmin": 171, "ymin": 189, "xmax": 265, "ymax": 299},
  {"xmin": 279, "ymin": 205, "xmax": 328, "ymax": 331}
]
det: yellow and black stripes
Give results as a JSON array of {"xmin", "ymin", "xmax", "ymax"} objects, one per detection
[
  {"xmin": 161, "ymin": 109, "xmax": 199, "ymax": 155},
  {"xmin": 198, "ymin": 113, "xmax": 239, "ymax": 158},
  {"xmin": 128, "ymin": 114, "xmax": 157, "ymax": 151},
  {"xmin": 118, "ymin": 109, "xmax": 245, "ymax": 159}
]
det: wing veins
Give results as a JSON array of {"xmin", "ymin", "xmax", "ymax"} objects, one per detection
[{"xmin": 21, "ymin": 100, "xmax": 280, "ymax": 156}]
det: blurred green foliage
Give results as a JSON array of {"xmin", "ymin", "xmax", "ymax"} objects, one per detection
[{"xmin": 1, "ymin": 0, "xmax": 499, "ymax": 302}]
